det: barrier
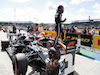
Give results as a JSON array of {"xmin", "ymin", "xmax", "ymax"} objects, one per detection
[
  {"xmin": 39, "ymin": 31, "xmax": 92, "ymax": 47},
  {"xmin": 93, "ymin": 35, "xmax": 100, "ymax": 49},
  {"xmin": 40, "ymin": 31, "xmax": 57, "ymax": 38},
  {"xmin": 66, "ymin": 33, "xmax": 92, "ymax": 47}
]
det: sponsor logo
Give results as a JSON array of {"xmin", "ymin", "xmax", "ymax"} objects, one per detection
[
  {"xmin": 98, "ymin": 40, "xmax": 100, "ymax": 45},
  {"xmin": 66, "ymin": 36, "xmax": 90, "ymax": 43},
  {"xmin": 67, "ymin": 41, "xmax": 75, "ymax": 46}
]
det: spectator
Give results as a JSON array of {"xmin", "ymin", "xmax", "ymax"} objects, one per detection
[
  {"xmin": 46, "ymin": 59, "xmax": 60, "ymax": 75},
  {"xmin": 91, "ymin": 26, "xmax": 95, "ymax": 36},
  {"xmin": 82, "ymin": 27, "xmax": 87, "ymax": 34},
  {"xmin": 62, "ymin": 25, "xmax": 65, "ymax": 39},
  {"xmin": 38, "ymin": 26, "xmax": 41, "ymax": 31},
  {"xmin": 41, "ymin": 26, "xmax": 44, "ymax": 31},
  {"xmin": 49, "ymin": 25, "xmax": 53, "ymax": 31},
  {"xmin": 27, "ymin": 25, "xmax": 30, "ymax": 35},
  {"xmin": 74, "ymin": 25, "xmax": 78, "ymax": 33},
  {"xmin": 43, "ymin": 26, "xmax": 46, "ymax": 30},
  {"xmin": 18, "ymin": 27, "xmax": 21, "ymax": 33},
  {"xmin": 66, "ymin": 26, "xmax": 69, "ymax": 33},
  {"xmin": 71, "ymin": 26, "xmax": 76, "ymax": 33},
  {"xmin": 8, "ymin": 24, "xmax": 13, "ymax": 33},
  {"xmin": 62, "ymin": 25, "xmax": 65, "ymax": 33},
  {"xmin": 98, "ymin": 26, "xmax": 100, "ymax": 35},
  {"xmin": 12, "ymin": 24, "xmax": 16, "ymax": 33},
  {"xmin": 11, "ymin": 24, "xmax": 16, "ymax": 40},
  {"xmin": 29, "ymin": 25, "xmax": 33, "ymax": 32},
  {"xmin": 86, "ymin": 27, "xmax": 90, "ymax": 35},
  {"xmin": 61, "ymin": 24, "xmax": 64, "ymax": 29},
  {"xmin": 35, "ymin": 24, "xmax": 38, "ymax": 32},
  {"xmin": 8, "ymin": 24, "xmax": 13, "ymax": 40}
]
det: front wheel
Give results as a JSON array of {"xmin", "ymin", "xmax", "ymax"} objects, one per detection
[
  {"xmin": 48, "ymin": 47, "xmax": 61, "ymax": 60},
  {"xmin": 13, "ymin": 53, "xmax": 28, "ymax": 75}
]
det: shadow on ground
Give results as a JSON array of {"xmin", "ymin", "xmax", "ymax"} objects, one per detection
[
  {"xmin": 28, "ymin": 70, "xmax": 79, "ymax": 75},
  {"xmin": 74, "ymin": 71, "xmax": 79, "ymax": 75}
]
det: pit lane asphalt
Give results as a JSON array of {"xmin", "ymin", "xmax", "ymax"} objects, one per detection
[{"xmin": 0, "ymin": 30, "xmax": 100, "ymax": 75}]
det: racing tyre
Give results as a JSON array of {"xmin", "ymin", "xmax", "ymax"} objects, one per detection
[
  {"xmin": 1, "ymin": 40, "xmax": 9, "ymax": 51},
  {"xmin": 46, "ymin": 41, "xmax": 54, "ymax": 49},
  {"xmin": 13, "ymin": 53, "xmax": 28, "ymax": 75},
  {"xmin": 48, "ymin": 47, "xmax": 61, "ymax": 60}
]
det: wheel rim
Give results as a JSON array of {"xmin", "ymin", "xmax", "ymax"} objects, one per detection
[{"xmin": 49, "ymin": 50, "xmax": 56, "ymax": 59}]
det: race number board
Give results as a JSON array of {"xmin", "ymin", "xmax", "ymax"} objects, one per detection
[{"xmin": 59, "ymin": 39, "xmax": 76, "ymax": 75}]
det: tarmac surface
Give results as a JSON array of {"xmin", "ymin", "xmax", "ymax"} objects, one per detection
[{"xmin": 0, "ymin": 30, "xmax": 100, "ymax": 75}]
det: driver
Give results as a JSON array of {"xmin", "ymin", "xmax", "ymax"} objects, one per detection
[{"xmin": 54, "ymin": 5, "xmax": 66, "ymax": 45}]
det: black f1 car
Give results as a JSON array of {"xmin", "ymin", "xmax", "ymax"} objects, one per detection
[{"xmin": 1, "ymin": 32, "xmax": 76, "ymax": 75}]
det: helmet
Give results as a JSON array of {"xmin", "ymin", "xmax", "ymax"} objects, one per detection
[{"xmin": 57, "ymin": 5, "xmax": 64, "ymax": 14}]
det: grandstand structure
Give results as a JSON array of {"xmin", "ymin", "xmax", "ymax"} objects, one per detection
[
  {"xmin": 69, "ymin": 17, "xmax": 100, "ymax": 28},
  {"xmin": 0, "ymin": 21, "xmax": 34, "ymax": 27}
]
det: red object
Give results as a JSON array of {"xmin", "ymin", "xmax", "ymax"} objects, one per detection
[
  {"xmin": 67, "ymin": 41, "xmax": 75, "ymax": 46},
  {"xmin": 0, "ymin": 26, "xmax": 2, "ymax": 30},
  {"xmin": 78, "ymin": 34, "xmax": 81, "ymax": 36},
  {"xmin": 21, "ymin": 28, "xmax": 23, "ymax": 30},
  {"xmin": 87, "ymin": 29, "xmax": 89, "ymax": 35},
  {"xmin": 38, "ymin": 32, "xmax": 45, "ymax": 36},
  {"xmin": 36, "ymin": 27, "xmax": 38, "ymax": 31},
  {"xmin": 98, "ymin": 40, "xmax": 100, "ymax": 45},
  {"xmin": 38, "ymin": 38, "xmax": 40, "ymax": 42},
  {"xmin": 30, "ymin": 33, "xmax": 34, "ymax": 36},
  {"xmin": 6, "ymin": 30, "xmax": 8, "ymax": 33}
]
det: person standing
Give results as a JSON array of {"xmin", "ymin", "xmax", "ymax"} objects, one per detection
[
  {"xmin": 35, "ymin": 24, "xmax": 38, "ymax": 32},
  {"xmin": 91, "ymin": 26, "xmax": 95, "ymax": 36},
  {"xmin": 27, "ymin": 25, "xmax": 30, "ymax": 33},
  {"xmin": 13, "ymin": 24, "xmax": 16, "ymax": 33},
  {"xmin": 86, "ymin": 27, "xmax": 90, "ymax": 35},
  {"xmin": 38, "ymin": 26, "xmax": 41, "ymax": 31},
  {"xmin": 66, "ymin": 26, "xmax": 69, "ymax": 33},
  {"xmin": 8, "ymin": 24, "xmax": 13, "ymax": 33},
  {"xmin": 11, "ymin": 24, "xmax": 16, "ymax": 40},
  {"xmin": 29, "ymin": 25, "xmax": 33, "ymax": 32},
  {"xmin": 8, "ymin": 24, "xmax": 13, "ymax": 40},
  {"xmin": 18, "ymin": 27, "xmax": 21, "ymax": 33},
  {"xmin": 83, "ymin": 27, "xmax": 87, "ymax": 34},
  {"xmin": 49, "ymin": 25, "xmax": 53, "ymax": 31},
  {"xmin": 41, "ymin": 26, "xmax": 44, "ymax": 31},
  {"xmin": 54, "ymin": 5, "xmax": 66, "ymax": 45},
  {"xmin": 71, "ymin": 26, "xmax": 76, "ymax": 33},
  {"xmin": 98, "ymin": 26, "xmax": 100, "ymax": 35},
  {"xmin": 74, "ymin": 25, "xmax": 78, "ymax": 33}
]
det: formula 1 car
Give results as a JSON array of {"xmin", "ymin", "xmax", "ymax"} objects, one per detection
[
  {"xmin": 1, "ymin": 33, "xmax": 36, "ymax": 55},
  {"xmin": 12, "ymin": 39, "xmax": 76, "ymax": 75},
  {"xmin": 1, "ymin": 32, "xmax": 76, "ymax": 75},
  {"xmin": 12, "ymin": 45, "xmax": 61, "ymax": 75},
  {"xmin": 31, "ymin": 32, "xmax": 67, "ymax": 50},
  {"xmin": 1, "ymin": 37, "xmax": 61, "ymax": 75}
]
